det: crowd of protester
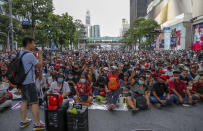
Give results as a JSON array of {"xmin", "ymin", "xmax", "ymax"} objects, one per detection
[{"xmin": 0, "ymin": 47, "xmax": 203, "ymax": 112}]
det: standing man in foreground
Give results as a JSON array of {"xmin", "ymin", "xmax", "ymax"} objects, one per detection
[{"xmin": 19, "ymin": 36, "xmax": 44, "ymax": 130}]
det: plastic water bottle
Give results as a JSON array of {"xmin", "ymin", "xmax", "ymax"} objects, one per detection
[{"xmin": 119, "ymin": 94, "xmax": 123, "ymax": 107}]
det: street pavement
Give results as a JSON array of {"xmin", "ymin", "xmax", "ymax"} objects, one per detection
[{"xmin": 0, "ymin": 102, "xmax": 203, "ymax": 131}]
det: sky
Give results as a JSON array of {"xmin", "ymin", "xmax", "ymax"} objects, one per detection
[{"xmin": 53, "ymin": 0, "xmax": 129, "ymax": 37}]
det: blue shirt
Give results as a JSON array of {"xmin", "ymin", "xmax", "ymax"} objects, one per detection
[{"xmin": 19, "ymin": 49, "xmax": 38, "ymax": 85}]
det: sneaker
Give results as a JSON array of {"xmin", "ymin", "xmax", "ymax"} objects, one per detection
[
  {"xmin": 155, "ymin": 103, "xmax": 162, "ymax": 109},
  {"xmin": 19, "ymin": 118, "xmax": 32, "ymax": 128},
  {"xmin": 33, "ymin": 122, "xmax": 45, "ymax": 131},
  {"xmin": 182, "ymin": 104, "xmax": 190, "ymax": 107},
  {"xmin": 132, "ymin": 108, "xmax": 139, "ymax": 113}
]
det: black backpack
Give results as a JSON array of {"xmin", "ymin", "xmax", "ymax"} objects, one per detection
[
  {"xmin": 136, "ymin": 95, "xmax": 148, "ymax": 110},
  {"xmin": 7, "ymin": 52, "xmax": 32, "ymax": 86}
]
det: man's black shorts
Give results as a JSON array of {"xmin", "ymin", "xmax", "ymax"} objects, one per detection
[{"xmin": 21, "ymin": 83, "xmax": 39, "ymax": 104}]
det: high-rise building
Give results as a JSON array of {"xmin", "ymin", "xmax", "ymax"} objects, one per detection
[
  {"xmin": 94, "ymin": 25, "xmax": 100, "ymax": 37},
  {"xmin": 130, "ymin": 0, "xmax": 152, "ymax": 24},
  {"xmin": 86, "ymin": 10, "xmax": 91, "ymax": 26},
  {"xmin": 90, "ymin": 25, "xmax": 100, "ymax": 37},
  {"xmin": 120, "ymin": 19, "xmax": 130, "ymax": 36}
]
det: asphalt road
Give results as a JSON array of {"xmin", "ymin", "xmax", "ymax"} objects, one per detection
[{"xmin": 0, "ymin": 102, "xmax": 203, "ymax": 131}]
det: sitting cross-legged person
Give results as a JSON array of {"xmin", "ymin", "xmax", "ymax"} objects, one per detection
[{"xmin": 150, "ymin": 75, "xmax": 174, "ymax": 108}]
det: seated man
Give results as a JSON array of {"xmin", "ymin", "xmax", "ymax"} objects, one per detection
[
  {"xmin": 126, "ymin": 76, "xmax": 150, "ymax": 112},
  {"xmin": 74, "ymin": 74, "xmax": 93, "ymax": 106},
  {"xmin": 106, "ymin": 66, "xmax": 120, "ymax": 110},
  {"xmin": 194, "ymin": 69, "xmax": 203, "ymax": 82},
  {"xmin": 0, "ymin": 66, "xmax": 9, "ymax": 83},
  {"xmin": 180, "ymin": 69, "xmax": 192, "ymax": 86},
  {"xmin": 150, "ymin": 75, "xmax": 174, "ymax": 108},
  {"xmin": 168, "ymin": 71, "xmax": 196, "ymax": 106},
  {"xmin": 48, "ymin": 73, "xmax": 71, "ymax": 106},
  {"xmin": 192, "ymin": 75, "xmax": 203, "ymax": 101}
]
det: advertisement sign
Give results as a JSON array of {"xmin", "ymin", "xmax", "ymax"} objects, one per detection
[{"xmin": 193, "ymin": 24, "xmax": 203, "ymax": 50}]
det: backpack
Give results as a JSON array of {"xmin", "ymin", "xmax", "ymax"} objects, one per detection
[
  {"xmin": 7, "ymin": 52, "xmax": 32, "ymax": 86},
  {"xmin": 136, "ymin": 95, "xmax": 147, "ymax": 110},
  {"xmin": 108, "ymin": 75, "xmax": 119, "ymax": 90}
]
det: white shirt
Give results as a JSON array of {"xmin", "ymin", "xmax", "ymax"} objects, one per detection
[{"xmin": 49, "ymin": 81, "xmax": 70, "ymax": 95}]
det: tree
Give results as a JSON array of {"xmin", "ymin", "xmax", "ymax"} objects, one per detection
[
  {"xmin": 46, "ymin": 13, "xmax": 77, "ymax": 50},
  {"xmin": 0, "ymin": 14, "xmax": 22, "ymax": 49},
  {"xmin": 122, "ymin": 18, "xmax": 160, "ymax": 50},
  {"xmin": 74, "ymin": 19, "xmax": 86, "ymax": 45},
  {"xmin": 3, "ymin": 0, "xmax": 53, "ymax": 37}
]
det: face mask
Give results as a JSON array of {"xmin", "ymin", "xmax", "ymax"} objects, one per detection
[
  {"xmin": 173, "ymin": 77, "xmax": 179, "ymax": 80},
  {"xmin": 57, "ymin": 78, "xmax": 63, "ymax": 83},
  {"xmin": 68, "ymin": 76, "xmax": 73, "ymax": 79},
  {"xmin": 81, "ymin": 79, "xmax": 86, "ymax": 83},
  {"xmin": 141, "ymin": 66, "xmax": 145, "ymax": 70},
  {"xmin": 138, "ymin": 80, "xmax": 145, "ymax": 85},
  {"xmin": 146, "ymin": 75, "xmax": 150, "ymax": 78},
  {"xmin": 112, "ymin": 71, "xmax": 116, "ymax": 74}
]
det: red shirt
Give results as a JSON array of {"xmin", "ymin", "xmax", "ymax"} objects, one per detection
[
  {"xmin": 168, "ymin": 80, "xmax": 187, "ymax": 94},
  {"xmin": 192, "ymin": 82, "xmax": 203, "ymax": 92},
  {"xmin": 76, "ymin": 82, "xmax": 92, "ymax": 96}
]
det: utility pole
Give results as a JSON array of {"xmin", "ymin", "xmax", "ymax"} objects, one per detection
[
  {"xmin": 31, "ymin": 0, "xmax": 35, "ymax": 38},
  {"xmin": 9, "ymin": 0, "xmax": 13, "ymax": 51}
]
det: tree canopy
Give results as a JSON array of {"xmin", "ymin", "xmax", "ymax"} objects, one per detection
[
  {"xmin": 123, "ymin": 18, "xmax": 161, "ymax": 50},
  {"xmin": 1, "ymin": 0, "xmax": 85, "ymax": 49}
]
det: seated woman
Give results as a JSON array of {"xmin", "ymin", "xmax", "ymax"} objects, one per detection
[
  {"xmin": 93, "ymin": 76, "xmax": 106, "ymax": 96},
  {"xmin": 120, "ymin": 73, "xmax": 129, "ymax": 97},
  {"xmin": 74, "ymin": 74, "xmax": 93, "ymax": 106},
  {"xmin": 66, "ymin": 72, "xmax": 77, "ymax": 97},
  {"xmin": 48, "ymin": 73, "xmax": 71, "ymax": 106},
  {"xmin": 192, "ymin": 75, "xmax": 203, "ymax": 101},
  {"xmin": 126, "ymin": 76, "xmax": 151, "ymax": 112}
]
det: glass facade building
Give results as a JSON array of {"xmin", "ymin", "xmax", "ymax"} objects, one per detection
[{"xmin": 130, "ymin": 0, "xmax": 152, "ymax": 24}]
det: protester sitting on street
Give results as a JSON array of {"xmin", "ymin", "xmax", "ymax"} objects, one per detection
[
  {"xmin": 106, "ymin": 66, "xmax": 120, "ymax": 110},
  {"xmin": 194, "ymin": 69, "xmax": 203, "ymax": 82},
  {"xmin": 120, "ymin": 73, "xmax": 129, "ymax": 97},
  {"xmin": 150, "ymin": 75, "xmax": 174, "ymax": 108},
  {"xmin": 168, "ymin": 71, "xmax": 196, "ymax": 106},
  {"xmin": 74, "ymin": 73, "xmax": 93, "ymax": 106},
  {"xmin": 145, "ymin": 70, "xmax": 154, "ymax": 91},
  {"xmin": 192, "ymin": 75, "xmax": 203, "ymax": 101},
  {"xmin": 0, "ymin": 66, "xmax": 9, "ymax": 83},
  {"xmin": 66, "ymin": 72, "xmax": 77, "ymax": 97},
  {"xmin": 48, "ymin": 73, "xmax": 71, "ymax": 106},
  {"xmin": 180, "ymin": 69, "xmax": 192, "ymax": 86},
  {"xmin": 126, "ymin": 75, "xmax": 151, "ymax": 112},
  {"xmin": 93, "ymin": 76, "xmax": 106, "ymax": 96}
]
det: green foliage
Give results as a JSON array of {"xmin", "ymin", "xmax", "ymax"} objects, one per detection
[
  {"xmin": 122, "ymin": 18, "xmax": 160, "ymax": 50},
  {"xmin": 2, "ymin": 0, "xmax": 83, "ymax": 49},
  {"xmin": 0, "ymin": 14, "xmax": 22, "ymax": 47}
]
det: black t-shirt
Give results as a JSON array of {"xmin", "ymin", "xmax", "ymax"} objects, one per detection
[
  {"xmin": 151, "ymin": 82, "xmax": 169, "ymax": 97},
  {"xmin": 180, "ymin": 75, "xmax": 190, "ymax": 85},
  {"xmin": 93, "ymin": 81, "xmax": 105, "ymax": 89},
  {"xmin": 73, "ymin": 71, "xmax": 82, "ymax": 83}
]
